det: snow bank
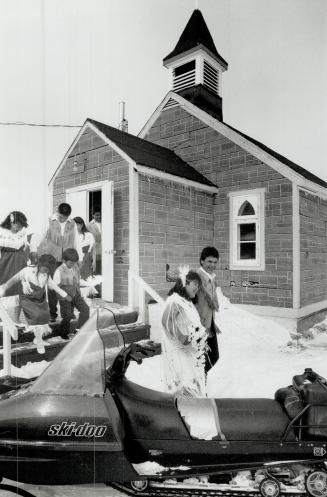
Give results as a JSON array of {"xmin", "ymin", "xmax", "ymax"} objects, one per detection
[
  {"xmin": 3, "ymin": 290, "xmax": 327, "ymax": 401},
  {"xmin": 128, "ymin": 292, "xmax": 327, "ymax": 398}
]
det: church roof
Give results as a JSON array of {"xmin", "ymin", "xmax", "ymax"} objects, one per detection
[
  {"xmin": 163, "ymin": 9, "xmax": 228, "ymax": 68},
  {"xmin": 224, "ymin": 123, "xmax": 327, "ymax": 189},
  {"xmin": 87, "ymin": 119, "xmax": 216, "ymax": 188}
]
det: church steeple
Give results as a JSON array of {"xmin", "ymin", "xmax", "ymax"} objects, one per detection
[{"xmin": 163, "ymin": 10, "xmax": 228, "ymax": 121}]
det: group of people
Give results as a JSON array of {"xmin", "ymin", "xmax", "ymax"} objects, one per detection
[
  {"xmin": 0, "ymin": 204, "xmax": 218, "ymax": 398},
  {"xmin": 0, "ymin": 203, "xmax": 102, "ymax": 353},
  {"xmin": 161, "ymin": 246, "xmax": 220, "ymax": 398}
]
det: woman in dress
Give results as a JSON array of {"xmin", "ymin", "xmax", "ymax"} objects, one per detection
[
  {"xmin": 74, "ymin": 217, "xmax": 96, "ymax": 280},
  {"xmin": 0, "ymin": 254, "xmax": 72, "ymax": 353},
  {"xmin": 0, "ymin": 211, "xmax": 29, "ymax": 295},
  {"xmin": 161, "ymin": 267, "xmax": 208, "ymax": 397}
]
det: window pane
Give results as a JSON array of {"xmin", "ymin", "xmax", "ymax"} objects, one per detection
[
  {"xmin": 239, "ymin": 223, "xmax": 256, "ymax": 241},
  {"xmin": 238, "ymin": 201, "xmax": 255, "ymax": 216},
  {"xmin": 240, "ymin": 242, "xmax": 256, "ymax": 259}
]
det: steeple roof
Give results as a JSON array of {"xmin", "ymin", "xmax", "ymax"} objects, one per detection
[{"xmin": 163, "ymin": 9, "xmax": 228, "ymax": 68}]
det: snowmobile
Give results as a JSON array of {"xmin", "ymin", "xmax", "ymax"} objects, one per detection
[{"xmin": 0, "ymin": 307, "xmax": 326, "ymax": 497}]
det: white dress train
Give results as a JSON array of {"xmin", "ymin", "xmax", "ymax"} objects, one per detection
[{"xmin": 161, "ymin": 293, "xmax": 207, "ymax": 398}]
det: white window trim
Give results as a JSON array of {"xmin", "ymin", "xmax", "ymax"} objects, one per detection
[{"xmin": 228, "ymin": 188, "xmax": 265, "ymax": 271}]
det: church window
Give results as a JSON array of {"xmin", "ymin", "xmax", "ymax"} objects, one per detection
[{"xmin": 229, "ymin": 189, "xmax": 265, "ymax": 270}]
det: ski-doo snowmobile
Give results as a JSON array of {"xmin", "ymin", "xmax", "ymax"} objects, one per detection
[{"xmin": 0, "ymin": 307, "xmax": 326, "ymax": 497}]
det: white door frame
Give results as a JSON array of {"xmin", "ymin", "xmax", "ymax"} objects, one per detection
[
  {"xmin": 66, "ymin": 180, "xmax": 114, "ymax": 301},
  {"xmin": 66, "ymin": 180, "xmax": 110, "ymax": 215}
]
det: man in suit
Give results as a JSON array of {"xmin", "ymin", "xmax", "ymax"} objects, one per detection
[{"xmin": 195, "ymin": 246, "xmax": 220, "ymax": 374}]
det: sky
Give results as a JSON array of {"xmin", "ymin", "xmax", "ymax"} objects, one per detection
[{"xmin": 0, "ymin": 0, "xmax": 326, "ymax": 231}]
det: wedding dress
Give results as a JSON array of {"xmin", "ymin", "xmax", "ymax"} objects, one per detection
[{"xmin": 161, "ymin": 292, "xmax": 207, "ymax": 398}]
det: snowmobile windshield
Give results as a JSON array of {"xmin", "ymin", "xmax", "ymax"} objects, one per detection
[{"xmin": 30, "ymin": 307, "xmax": 125, "ymax": 397}]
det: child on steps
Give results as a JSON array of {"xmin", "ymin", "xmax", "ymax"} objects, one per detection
[{"xmin": 0, "ymin": 254, "xmax": 72, "ymax": 353}]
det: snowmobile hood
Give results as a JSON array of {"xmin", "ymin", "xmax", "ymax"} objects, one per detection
[
  {"xmin": 29, "ymin": 307, "xmax": 125, "ymax": 397},
  {"xmin": 0, "ymin": 307, "xmax": 125, "ymax": 447}
]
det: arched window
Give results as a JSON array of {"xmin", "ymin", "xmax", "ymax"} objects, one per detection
[
  {"xmin": 229, "ymin": 189, "xmax": 265, "ymax": 270},
  {"xmin": 238, "ymin": 201, "xmax": 255, "ymax": 216}
]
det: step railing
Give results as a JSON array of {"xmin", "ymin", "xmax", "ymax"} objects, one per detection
[
  {"xmin": 0, "ymin": 302, "xmax": 18, "ymax": 376},
  {"xmin": 128, "ymin": 271, "xmax": 164, "ymax": 323}
]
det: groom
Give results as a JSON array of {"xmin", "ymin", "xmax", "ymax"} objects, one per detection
[{"xmin": 195, "ymin": 246, "xmax": 220, "ymax": 374}]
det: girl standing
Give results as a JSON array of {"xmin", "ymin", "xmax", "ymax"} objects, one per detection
[
  {"xmin": 161, "ymin": 268, "xmax": 208, "ymax": 397},
  {"xmin": 74, "ymin": 217, "xmax": 96, "ymax": 280},
  {"xmin": 0, "ymin": 211, "xmax": 29, "ymax": 295}
]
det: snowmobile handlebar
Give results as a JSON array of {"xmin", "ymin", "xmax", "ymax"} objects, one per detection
[
  {"xmin": 292, "ymin": 368, "xmax": 327, "ymax": 392},
  {"xmin": 106, "ymin": 341, "xmax": 158, "ymax": 384}
]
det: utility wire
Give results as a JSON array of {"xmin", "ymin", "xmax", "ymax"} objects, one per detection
[{"xmin": 0, "ymin": 121, "xmax": 82, "ymax": 128}]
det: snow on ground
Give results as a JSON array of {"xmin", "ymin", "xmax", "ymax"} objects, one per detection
[
  {"xmin": 127, "ymin": 291, "xmax": 327, "ymax": 398},
  {"xmin": 0, "ymin": 359, "xmax": 49, "ymax": 379},
  {"xmin": 1, "ymin": 289, "xmax": 327, "ymax": 400}
]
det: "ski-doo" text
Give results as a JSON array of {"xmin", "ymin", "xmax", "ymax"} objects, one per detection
[{"xmin": 48, "ymin": 421, "xmax": 107, "ymax": 438}]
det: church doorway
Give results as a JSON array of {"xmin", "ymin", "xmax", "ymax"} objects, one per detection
[{"xmin": 65, "ymin": 180, "xmax": 114, "ymax": 301}]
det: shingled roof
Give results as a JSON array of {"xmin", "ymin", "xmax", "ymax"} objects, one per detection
[
  {"xmin": 163, "ymin": 9, "xmax": 228, "ymax": 68},
  {"xmin": 224, "ymin": 122, "xmax": 327, "ymax": 189},
  {"xmin": 87, "ymin": 119, "xmax": 216, "ymax": 188}
]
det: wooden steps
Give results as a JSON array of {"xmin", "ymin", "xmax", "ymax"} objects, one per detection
[{"xmin": 0, "ymin": 300, "xmax": 150, "ymax": 370}]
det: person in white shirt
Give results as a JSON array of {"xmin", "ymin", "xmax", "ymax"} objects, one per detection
[
  {"xmin": 74, "ymin": 217, "xmax": 96, "ymax": 280},
  {"xmin": 0, "ymin": 211, "xmax": 29, "ymax": 296},
  {"xmin": 32, "ymin": 203, "xmax": 78, "ymax": 323},
  {"xmin": 53, "ymin": 249, "xmax": 89, "ymax": 339},
  {"xmin": 86, "ymin": 209, "xmax": 101, "ymax": 275}
]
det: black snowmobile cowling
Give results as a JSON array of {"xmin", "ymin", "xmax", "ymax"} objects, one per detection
[{"xmin": 0, "ymin": 307, "xmax": 326, "ymax": 491}]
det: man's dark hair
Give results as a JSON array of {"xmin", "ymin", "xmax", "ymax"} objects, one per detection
[
  {"xmin": 168, "ymin": 270, "xmax": 202, "ymax": 302},
  {"xmin": 58, "ymin": 203, "xmax": 72, "ymax": 217},
  {"xmin": 62, "ymin": 248, "xmax": 79, "ymax": 263},
  {"xmin": 200, "ymin": 246, "xmax": 219, "ymax": 264}
]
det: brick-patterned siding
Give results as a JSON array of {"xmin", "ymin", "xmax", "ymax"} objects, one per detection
[
  {"xmin": 300, "ymin": 190, "xmax": 327, "ymax": 307},
  {"xmin": 144, "ymin": 106, "xmax": 293, "ymax": 308},
  {"xmin": 139, "ymin": 174, "xmax": 214, "ymax": 298},
  {"xmin": 53, "ymin": 127, "xmax": 129, "ymax": 304}
]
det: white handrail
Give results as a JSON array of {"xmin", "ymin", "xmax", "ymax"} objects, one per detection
[
  {"xmin": 128, "ymin": 270, "xmax": 164, "ymax": 323},
  {"xmin": 0, "ymin": 301, "xmax": 18, "ymax": 376}
]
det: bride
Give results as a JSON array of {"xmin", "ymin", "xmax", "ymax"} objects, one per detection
[{"xmin": 161, "ymin": 267, "xmax": 208, "ymax": 397}]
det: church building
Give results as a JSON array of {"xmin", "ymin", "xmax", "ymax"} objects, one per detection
[{"xmin": 49, "ymin": 10, "xmax": 327, "ymax": 331}]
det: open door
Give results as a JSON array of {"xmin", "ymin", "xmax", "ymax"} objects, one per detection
[
  {"xmin": 66, "ymin": 190, "xmax": 87, "ymax": 220},
  {"xmin": 101, "ymin": 181, "xmax": 114, "ymax": 301},
  {"xmin": 66, "ymin": 180, "xmax": 114, "ymax": 302}
]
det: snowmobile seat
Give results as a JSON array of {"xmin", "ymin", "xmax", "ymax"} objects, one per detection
[
  {"xmin": 275, "ymin": 386, "xmax": 304, "ymax": 419},
  {"xmin": 212, "ymin": 398, "xmax": 296, "ymax": 441},
  {"xmin": 113, "ymin": 378, "xmax": 190, "ymax": 440}
]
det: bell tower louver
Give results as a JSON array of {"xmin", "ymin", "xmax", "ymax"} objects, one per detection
[{"xmin": 163, "ymin": 10, "xmax": 228, "ymax": 121}]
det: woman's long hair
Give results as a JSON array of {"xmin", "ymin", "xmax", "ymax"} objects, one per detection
[
  {"xmin": 1, "ymin": 211, "xmax": 28, "ymax": 229},
  {"xmin": 74, "ymin": 217, "xmax": 88, "ymax": 236},
  {"xmin": 168, "ymin": 270, "xmax": 202, "ymax": 302}
]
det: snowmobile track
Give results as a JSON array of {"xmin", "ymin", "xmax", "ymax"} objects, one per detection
[{"xmin": 109, "ymin": 482, "xmax": 305, "ymax": 497}]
